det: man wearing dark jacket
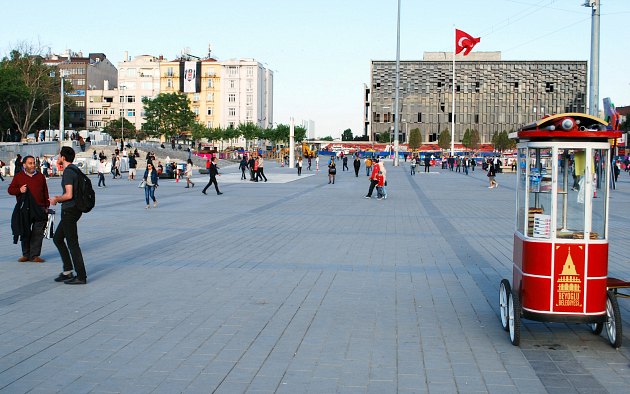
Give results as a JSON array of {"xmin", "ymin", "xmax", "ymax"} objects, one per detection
[
  {"xmin": 8, "ymin": 155, "xmax": 50, "ymax": 262},
  {"xmin": 202, "ymin": 157, "xmax": 223, "ymax": 195}
]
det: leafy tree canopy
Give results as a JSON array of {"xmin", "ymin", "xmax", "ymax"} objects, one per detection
[
  {"xmin": 408, "ymin": 128, "xmax": 422, "ymax": 150},
  {"xmin": 438, "ymin": 129, "xmax": 451, "ymax": 150},
  {"xmin": 341, "ymin": 128, "xmax": 353, "ymax": 141},
  {"xmin": 142, "ymin": 92, "xmax": 196, "ymax": 140}
]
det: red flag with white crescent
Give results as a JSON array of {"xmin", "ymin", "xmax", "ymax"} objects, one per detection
[{"xmin": 455, "ymin": 29, "xmax": 480, "ymax": 56}]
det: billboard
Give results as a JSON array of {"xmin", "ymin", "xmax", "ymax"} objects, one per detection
[{"xmin": 181, "ymin": 61, "xmax": 201, "ymax": 93}]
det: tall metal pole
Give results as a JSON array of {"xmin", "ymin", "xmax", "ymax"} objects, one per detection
[
  {"xmin": 59, "ymin": 75, "xmax": 65, "ymax": 140},
  {"xmin": 586, "ymin": 0, "xmax": 600, "ymax": 116},
  {"xmin": 289, "ymin": 117, "xmax": 295, "ymax": 169},
  {"xmin": 393, "ymin": 0, "xmax": 401, "ymax": 166},
  {"xmin": 120, "ymin": 85, "xmax": 125, "ymax": 150}
]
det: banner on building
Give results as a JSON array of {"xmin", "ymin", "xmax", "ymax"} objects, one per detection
[{"xmin": 181, "ymin": 61, "xmax": 200, "ymax": 93}]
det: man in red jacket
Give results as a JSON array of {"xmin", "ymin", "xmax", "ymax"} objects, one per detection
[{"xmin": 8, "ymin": 155, "xmax": 50, "ymax": 262}]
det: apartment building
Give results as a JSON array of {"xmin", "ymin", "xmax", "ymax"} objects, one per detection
[
  {"xmin": 45, "ymin": 50, "xmax": 118, "ymax": 130},
  {"xmin": 116, "ymin": 54, "xmax": 163, "ymax": 130}
]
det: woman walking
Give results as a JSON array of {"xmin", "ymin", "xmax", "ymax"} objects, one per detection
[
  {"xmin": 487, "ymin": 162, "xmax": 498, "ymax": 188},
  {"xmin": 328, "ymin": 158, "xmax": 337, "ymax": 184},
  {"xmin": 297, "ymin": 157, "xmax": 303, "ymax": 176},
  {"xmin": 143, "ymin": 163, "xmax": 159, "ymax": 208},
  {"xmin": 97, "ymin": 158, "xmax": 106, "ymax": 188},
  {"xmin": 185, "ymin": 159, "xmax": 195, "ymax": 188}
]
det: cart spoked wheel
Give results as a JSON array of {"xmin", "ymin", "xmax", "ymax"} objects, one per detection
[
  {"xmin": 508, "ymin": 290, "xmax": 521, "ymax": 346},
  {"xmin": 605, "ymin": 290, "xmax": 622, "ymax": 348},
  {"xmin": 499, "ymin": 279, "xmax": 511, "ymax": 331},
  {"xmin": 590, "ymin": 322, "xmax": 603, "ymax": 335}
]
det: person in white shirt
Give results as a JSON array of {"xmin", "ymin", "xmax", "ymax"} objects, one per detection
[{"xmin": 97, "ymin": 158, "xmax": 106, "ymax": 188}]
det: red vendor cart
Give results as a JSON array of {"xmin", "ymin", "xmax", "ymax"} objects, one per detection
[{"xmin": 499, "ymin": 113, "xmax": 626, "ymax": 347}]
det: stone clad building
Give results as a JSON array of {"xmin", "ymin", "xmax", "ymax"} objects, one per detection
[{"xmin": 365, "ymin": 52, "xmax": 587, "ymax": 144}]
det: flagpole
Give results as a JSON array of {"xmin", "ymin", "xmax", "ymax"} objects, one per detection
[{"xmin": 450, "ymin": 29, "xmax": 456, "ymax": 157}]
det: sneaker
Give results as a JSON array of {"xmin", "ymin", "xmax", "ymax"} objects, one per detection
[
  {"xmin": 54, "ymin": 272, "xmax": 74, "ymax": 282},
  {"xmin": 146, "ymin": 205, "xmax": 150, "ymax": 209},
  {"xmin": 217, "ymin": 192, "xmax": 223, "ymax": 195},
  {"xmin": 384, "ymin": 195, "xmax": 388, "ymax": 199},
  {"xmin": 64, "ymin": 277, "xmax": 86, "ymax": 285},
  {"xmin": 364, "ymin": 196, "xmax": 371, "ymax": 199},
  {"xmin": 153, "ymin": 201, "xmax": 157, "ymax": 208},
  {"xmin": 202, "ymin": 191, "xmax": 207, "ymax": 195},
  {"xmin": 377, "ymin": 197, "xmax": 383, "ymax": 200}
]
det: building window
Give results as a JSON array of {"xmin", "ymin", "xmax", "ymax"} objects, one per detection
[
  {"xmin": 193, "ymin": 93, "xmax": 200, "ymax": 102},
  {"xmin": 229, "ymin": 107, "xmax": 236, "ymax": 117},
  {"xmin": 228, "ymin": 93, "xmax": 236, "ymax": 103},
  {"xmin": 228, "ymin": 66, "xmax": 238, "ymax": 76},
  {"xmin": 167, "ymin": 67, "xmax": 174, "ymax": 77},
  {"xmin": 193, "ymin": 107, "xmax": 199, "ymax": 116},
  {"xmin": 474, "ymin": 82, "xmax": 480, "ymax": 92},
  {"xmin": 207, "ymin": 120, "xmax": 213, "ymax": 128},
  {"xmin": 207, "ymin": 108, "xmax": 213, "ymax": 116},
  {"xmin": 545, "ymin": 82, "xmax": 555, "ymax": 92},
  {"xmin": 167, "ymin": 79, "xmax": 172, "ymax": 88},
  {"xmin": 474, "ymin": 114, "xmax": 479, "ymax": 123},
  {"xmin": 247, "ymin": 80, "xmax": 253, "ymax": 91},
  {"xmin": 228, "ymin": 121, "xmax": 236, "ymax": 128},
  {"xmin": 207, "ymin": 93, "xmax": 214, "ymax": 102},
  {"xmin": 127, "ymin": 68, "xmax": 136, "ymax": 77},
  {"xmin": 230, "ymin": 80, "xmax": 236, "ymax": 89},
  {"xmin": 246, "ymin": 94, "xmax": 253, "ymax": 105},
  {"xmin": 246, "ymin": 109, "xmax": 252, "ymax": 120},
  {"xmin": 247, "ymin": 67, "xmax": 254, "ymax": 76},
  {"xmin": 127, "ymin": 109, "xmax": 135, "ymax": 117},
  {"xmin": 75, "ymin": 100, "xmax": 85, "ymax": 107},
  {"xmin": 207, "ymin": 79, "xmax": 214, "ymax": 88},
  {"xmin": 88, "ymin": 108, "xmax": 102, "ymax": 115},
  {"xmin": 417, "ymin": 112, "xmax": 422, "ymax": 123}
]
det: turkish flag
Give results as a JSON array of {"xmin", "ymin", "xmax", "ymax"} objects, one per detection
[{"xmin": 455, "ymin": 29, "xmax": 480, "ymax": 56}]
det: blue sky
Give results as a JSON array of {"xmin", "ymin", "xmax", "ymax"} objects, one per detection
[{"xmin": 2, "ymin": 0, "xmax": 629, "ymax": 137}]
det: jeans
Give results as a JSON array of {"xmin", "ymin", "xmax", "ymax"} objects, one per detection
[
  {"xmin": 98, "ymin": 172, "xmax": 105, "ymax": 187},
  {"xmin": 144, "ymin": 185, "xmax": 156, "ymax": 204},
  {"xmin": 366, "ymin": 166, "xmax": 371, "ymax": 176},
  {"xmin": 53, "ymin": 206, "xmax": 86, "ymax": 280},
  {"xmin": 410, "ymin": 165, "xmax": 416, "ymax": 175}
]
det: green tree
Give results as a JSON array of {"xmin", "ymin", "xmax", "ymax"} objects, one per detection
[
  {"xmin": 190, "ymin": 122, "xmax": 208, "ymax": 142},
  {"xmin": 238, "ymin": 122, "xmax": 261, "ymax": 149},
  {"xmin": 408, "ymin": 128, "xmax": 422, "ymax": 150},
  {"xmin": 437, "ymin": 129, "xmax": 451, "ymax": 150},
  {"xmin": 0, "ymin": 46, "xmax": 66, "ymax": 140},
  {"xmin": 461, "ymin": 128, "xmax": 480, "ymax": 150},
  {"xmin": 103, "ymin": 118, "xmax": 136, "ymax": 140},
  {"xmin": 341, "ymin": 128, "xmax": 353, "ymax": 141},
  {"xmin": 142, "ymin": 92, "xmax": 196, "ymax": 140},
  {"xmin": 321, "ymin": 135, "xmax": 334, "ymax": 141},
  {"xmin": 492, "ymin": 130, "xmax": 515, "ymax": 152}
]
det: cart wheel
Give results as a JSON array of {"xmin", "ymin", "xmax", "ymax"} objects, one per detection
[
  {"xmin": 605, "ymin": 290, "xmax": 623, "ymax": 349},
  {"xmin": 499, "ymin": 279, "xmax": 511, "ymax": 331},
  {"xmin": 590, "ymin": 322, "xmax": 603, "ymax": 335},
  {"xmin": 508, "ymin": 290, "xmax": 521, "ymax": 346}
]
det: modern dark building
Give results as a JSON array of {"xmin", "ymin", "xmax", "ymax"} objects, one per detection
[{"xmin": 365, "ymin": 52, "xmax": 588, "ymax": 144}]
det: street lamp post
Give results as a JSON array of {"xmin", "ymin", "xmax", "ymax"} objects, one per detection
[
  {"xmin": 120, "ymin": 85, "xmax": 126, "ymax": 150},
  {"xmin": 59, "ymin": 74, "xmax": 65, "ymax": 140},
  {"xmin": 393, "ymin": 0, "xmax": 401, "ymax": 166}
]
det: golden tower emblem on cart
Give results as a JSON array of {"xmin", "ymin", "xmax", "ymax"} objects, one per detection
[{"xmin": 556, "ymin": 247, "xmax": 582, "ymax": 307}]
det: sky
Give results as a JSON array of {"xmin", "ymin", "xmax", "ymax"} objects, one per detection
[{"xmin": 2, "ymin": 0, "xmax": 629, "ymax": 138}]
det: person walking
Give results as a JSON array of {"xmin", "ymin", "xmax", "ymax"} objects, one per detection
[
  {"xmin": 487, "ymin": 162, "xmax": 498, "ymax": 188},
  {"xmin": 342, "ymin": 156, "xmax": 348, "ymax": 171},
  {"xmin": 14, "ymin": 154, "xmax": 23, "ymax": 175},
  {"xmin": 365, "ymin": 157, "xmax": 373, "ymax": 176},
  {"xmin": 410, "ymin": 156, "xmax": 416, "ymax": 175},
  {"xmin": 257, "ymin": 156, "xmax": 268, "ymax": 182},
  {"xmin": 297, "ymin": 157, "xmax": 303, "ymax": 176},
  {"xmin": 185, "ymin": 159, "xmax": 195, "ymax": 188},
  {"xmin": 328, "ymin": 158, "xmax": 337, "ymax": 184},
  {"xmin": 307, "ymin": 156, "xmax": 312, "ymax": 171},
  {"xmin": 202, "ymin": 157, "xmax": 223, "ymax": 195},
  {"xmin": 143, "ymin": 162, "xmax": 159, "ymax": 208},
  {"xmin": 463, "ymin": 156, "xmax": 469, "ymax": 175},
  {"xmin": 379, "ymin": 160, "xmax": 388, "ymax": 199},
  {"xmin": 128, "ymin": 154, "xmax": 137, "ymax": 181},
  {"xmin": 353, "ymin": 156, "xmax": 361, "ymax": 177},
  {"xmin": 239, "ymin": 156, "xmax": 248, "ymax": 180},
  {"xmin": 97, "ymin": 158, "xmax": 107, "ymax": 188},
  {"xmin": 248, "ymin": 156, "xmax": 256, "ymax": 181},
  {"xmin": 315, "ymin": 156, "xmax": 320, "ymax": 173},
  {"xmin": 8, "ymin": 155, "xmax": 50, "ymax": 263},
  {"xmin": 424, "ymin": 156, "xmax": 431, "ymax": 173},
  {"xmin": 365, "ymin": 158, "xmax": 380, "ymax": 198},
  {"xmin": 49, "ymin": 146, "xmax": 87, "ymax": 285}
]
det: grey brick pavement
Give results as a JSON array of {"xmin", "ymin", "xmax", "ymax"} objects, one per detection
[{"xmin": 0, "ymin": 160, "xmax": 629, "ymax": 393}]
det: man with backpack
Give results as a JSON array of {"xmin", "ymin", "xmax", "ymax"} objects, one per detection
[{"xmin": 49, "ymin": 146, "xmax": 88, "ymax": 285}]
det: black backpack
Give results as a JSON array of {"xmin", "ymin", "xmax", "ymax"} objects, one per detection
[{"xmin": 66, "ymin": 166, "xmax": 96, "ymax": 213}]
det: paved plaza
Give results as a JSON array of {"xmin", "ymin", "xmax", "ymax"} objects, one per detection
[{"xmin": 0, "ymin": 160, "xmax": 629, "ymax": 393}]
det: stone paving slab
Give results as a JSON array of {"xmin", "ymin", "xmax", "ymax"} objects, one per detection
[{"xmin": 0, "ymin": 159, "xmax": 629, "ymax": 393}]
